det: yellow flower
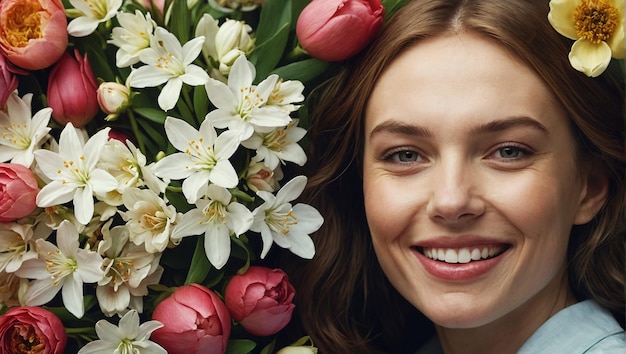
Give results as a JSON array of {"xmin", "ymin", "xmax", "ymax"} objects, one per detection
[{"xmin": 548, "ymin": 0, "xmax": 624, "ymax": 77}]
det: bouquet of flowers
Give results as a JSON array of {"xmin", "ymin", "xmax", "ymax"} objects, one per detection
[{"xmin": 0, "ymin": 0, "xmax": 402, "ymax": 352}]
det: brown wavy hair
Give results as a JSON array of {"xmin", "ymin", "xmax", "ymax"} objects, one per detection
[{"xmin": 285, "ymin": 1, "xmax": 625, "ymax": 352}]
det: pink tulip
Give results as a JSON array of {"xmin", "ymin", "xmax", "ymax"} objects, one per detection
[
  {"xmin": 224, "ymin": 266, "xmax": 295, "ymax": 336},
  {"xmin": 151, "ymin": 284, "xmax": 231, "ymax": 354},
  {"xmin": 0, "ymin": 163, "xmax": 40, "ymax": 222},
  {"xmin": 0, "ymin": 306, "xmax": 67, "ymax": 354},
  {"xmin": 296, "ymin": 0, "xmax": 384, "ymax": 61},
  {"xmin": 47, "ymin": 50, "xmax": 99, "ymax": 127},
  {"xmin": 0, "ymin": 55, "xmax": 26, "ymax": 107},
  {"xmin": 0, "ymin": 0, "xmax": 68, "ymax": 70}
]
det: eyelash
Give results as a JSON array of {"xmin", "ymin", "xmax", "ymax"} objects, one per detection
[
  {"xmin": 489, "ymin": 143, "xmax": 533, "ymax": 161},
  {"xmin": 379, "ymin": 143, "xmax": 533, "ymax": 164}
]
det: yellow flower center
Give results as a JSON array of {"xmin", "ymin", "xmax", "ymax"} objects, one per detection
[
  {"xmin": 2, "ymin": 0, "xmax": 44, "ymax": 48},
  {"xmin": 574, "ymin": 0, "xmax": 620, "ymax": 44}
]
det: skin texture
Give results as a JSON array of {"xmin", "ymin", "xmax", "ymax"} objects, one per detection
[{"xmin": 362, "ymin": 32, "xmax": 608, "ymax": 353}]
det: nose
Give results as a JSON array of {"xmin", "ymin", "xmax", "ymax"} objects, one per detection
[{"xmin": 426, "ymin": 157, "xmax": 485, "ymax": 224}]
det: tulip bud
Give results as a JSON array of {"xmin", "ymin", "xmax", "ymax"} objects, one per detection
[
  {"xmin": 0, "ymin": 163, "xmax": 40, "ymax": 222},
  {"xmin": 0, "ymin": 306, "xmax": 67, "ymax": 354},
  {"xmin": 151, "ymin": 284, "xmax": 231, "ymax": 354},
  {"xmin": 0, "ymin": 0, "xmax": 68, "ymax": 70},
  {"xmin": 97, "ymin": 82, "xmax": 130, "ymax": 120},
  {"xmin": 0, "ymin": 55, "xmax": 25, "ymax": 108},
  {"xmin": 47, "ymin": 50, "xmax": 99, "ymax": 127},
  {"xmin": 224, "ymin": 266, "xmax": 295, "ymax": 336},
  {"xmin": 296, "ymin": 0, "xmax": 384, "ymax": 61}
]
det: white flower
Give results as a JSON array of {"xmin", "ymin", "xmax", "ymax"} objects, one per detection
[
  {"xmin": 77, "ymin": 310, "xmax": 166, "ymax": 354},
  {"xmin": 108, "ymin": 10, "xmax": 156, "ymax": 67},
  {"xmin": 34, "ymin": 124, "xmax": 119, "ymax": 225},
  {"xmin": 205, "ymin": 55, "xmax": 293, "ymax": 140},
  {"xmin": 251, "ymin": 176, "xmax": 322, "ymax": 259},
  {"xmin": 129, "ymin": 27, "xmax": 209, "ymax": 111},
  {"xmin": 0, "ymin": 92, "xmax": 51, "ymax": 167},
  {"xmin": 242, "ymin": 120, "xmax": 307, "ymax": 170},
  {"xmin": 0, "ymin": 223, "xmax": 39, "ymax": 273},
  {"xmin": 98, "ymin": 138, "xmax": 167, "ymax": 206},
  {"xmin": 67, "ymin": 0, "xmax": 123, "ymax": 37},
  {"xmin": 15, "ymin": 220, "xmax": 105, "ymax": 318},
  {"xmin": 152, "ymin": 117, "xmax": 240, "ymax": 204},
  {"xmin": 97, "ymin": 222, "xmax": 162, "ymax": 316},
  {"xmin": 121, "ymin": 187, "xmax": 179, "ymax": 253},
  {"xmin": 267, "ymin": 78, "xmax": 305, "ymax": 113},
  {"xmin": 172, "ymin": 184, "xmax": 253, "ymax": 269}
]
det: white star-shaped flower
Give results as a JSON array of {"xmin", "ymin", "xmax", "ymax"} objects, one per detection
[
  {"xmin": 15, "ymin": 220, "xmax": 105, "ymax": 318},
  {"xmin": 0, "ymin": 92, "xmax": 51, "ymax": 167},
  {"xmin": 108, "ymin": 10, "xmax": 156, "ymax": 67},
  {"xmin": 121, "ymin": 187, "xmax": 179, "ymax": 254},
  {"xmin": 67, "ymin": 0, "xmax": 123, "ymax": 37},
  {"xmin": 205, "ymin": 55, "xmax": 293, "ymax": 140},
  {"xmin": 152, "ymin": 117, "xmax": 240, "ymax": 204},
  {"xmin": 242, "ymin": 119, "xmax": 307, "ymax": 170},
  {"xmin": 251, "ymin": 176, "xmax": 323, "ymax": 259},
  {"xmin": 172, "ymin": 184, "xmax": 253, "ymax": 269},
  {"xmin": 129, "ymin": 27, "xmax": 209, "ymax": 111},
  {"xmin": 34, "ymin": 124, "xmax": 119, "ymax": 225},
  {"xmin": 77, "ymin": 310, "xmax": 166, "ymax": 354}
]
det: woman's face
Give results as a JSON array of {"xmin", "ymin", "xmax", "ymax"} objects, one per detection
[{"xmin": 363, "ymin": 33, "xmax": 600, "ymax": 329}]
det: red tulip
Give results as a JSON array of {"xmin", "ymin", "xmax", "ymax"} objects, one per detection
[
  {"xmin": 0, "ymin": 163, "xmax": 40, "ymax": 222},
  {"xmin": 151, "ymin": 284, "xmax": 231, "ymax": 354},
  {"xmin": 0, "ymin": 0, "xmax": 68, "ymax": 70},
  {"xmin": 224, "ymin": 266, "xmax": 295, "ymax": 336},
  {"xmin": 0, "ymin": 306, "xmax": 67, "ymax": 354},
  {"xmin": 47, "ymin": 50, "xmax": 99, "ymax": 127},
  {"xmin": 296, "ymin": 0, "xmax": 384, "ymax": 61}
]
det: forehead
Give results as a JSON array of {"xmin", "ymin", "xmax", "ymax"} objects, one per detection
[{"xmin": 364, "ymin": 32, "xmax": 564, "ymax": 133}]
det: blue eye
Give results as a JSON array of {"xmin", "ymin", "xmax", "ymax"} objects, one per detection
[
  {"xmin": 493, "ymin": 145, "xmax": 530, "ymax": 160},
  {"xmin": 396, "ymin": 150, "xmax": 419, "ymax": 162}
]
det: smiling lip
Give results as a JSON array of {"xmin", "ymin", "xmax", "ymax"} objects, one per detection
[{"xmin": 412, "ymin": 239, "xmax": 510, "ymax": 282}]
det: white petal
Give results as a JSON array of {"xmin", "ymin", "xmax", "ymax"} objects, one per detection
[
  {"xmin": 569, "ymin": 39, "xmax": 612, "ymax": 77},
  {"xmin": 275, "ymin": 175, "xmax": 307, "ymax": 205},
  {"xmin": 36, "ymin": 181, "xmax": 76, "ymax": 207},
  {"xmin": 152, "ymin": 153, "xmax": 194, "ymax": 180},
  {"xmin": 67, "ymin": 17, "xmax": 101, "ymax": 37},
  {"xmin": 209, "ymin": 160, "xmax": 238, "ymax": 188},
  {"xmin": 205, "ymin": 79, "xmax": 237, "ymax": 110},
  {"xmin": 73, "ymin": 185, "xmax": 95, "ymax": 225},
  {"xmin": 158, "ymin": 78, "xmax": 183, "ymax": 111},
  {"xmin": 182, "ymin": 171, "xmax": 210, "ymax": 203},
  {"xmin": 181, "ymin": 65, "xmax": 210, "ymax": 86},
  {"xmin": 182, "ymin": 36, "xmax": 205, "ymax": 65},
  {"xmin": 164, "ymin": 117, "xmax": 200, "ymax": 152},
  {"xmin": 204, "ymin": 224, "xmax": 231, "ymax": 269},
  {"xmin": 62, "ymin": 274, "xmax": 85, "ymax": 318},
  {"xmin": 23, "ymin": 277, "xmax": 62, "ymax": 306}
]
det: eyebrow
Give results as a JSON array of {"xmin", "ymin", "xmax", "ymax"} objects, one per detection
[{"xmin": 369, "ymin": 116, "xmax": 549, "ymax": 139}]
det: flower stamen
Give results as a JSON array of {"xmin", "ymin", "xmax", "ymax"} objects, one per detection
[{"xmin": 574, "ymin": 0, "xmax": 620, "ymax": 44}]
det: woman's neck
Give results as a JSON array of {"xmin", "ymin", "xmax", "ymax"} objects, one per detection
[{"xmin": 435, "ymin": 273, "xmax": 577, "ymax": 354}]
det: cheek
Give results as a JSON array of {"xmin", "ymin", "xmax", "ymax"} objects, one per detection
[{"xmin": 363, "ymin": 174, "xmax": 418, "ymax": 244}]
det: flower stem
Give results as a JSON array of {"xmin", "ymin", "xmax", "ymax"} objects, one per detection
[{"xmin": 128, "ymin": 110, "xmax": 146, "ymax": 153}]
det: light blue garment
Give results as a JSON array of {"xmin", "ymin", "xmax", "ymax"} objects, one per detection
[
  {"xmin": 416, "ymin": 300, "xmax": 625, "ymax": 353},
  {"xmin": 518, "ymin": 300, "xmax": 624, "ymax": 353}
]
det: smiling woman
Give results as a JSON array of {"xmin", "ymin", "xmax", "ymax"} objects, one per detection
[{"xmin": 286, "ymin": 0, "xmax": 625, "ymax": 353}]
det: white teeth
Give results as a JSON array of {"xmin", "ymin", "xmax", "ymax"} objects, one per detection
[{"xmin": 423, "ymin": 246, "xmax": 503, "ymax": 264}]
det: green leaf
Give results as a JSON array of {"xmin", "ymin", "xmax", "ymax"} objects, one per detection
[
  {"xmin": 259, "ymin": 339, "xmax": 276, "ymax": 354},
  {"xmin": 226, "ymin": 339, "xmax": 257, "ymax": 354},
  {"xmin": 249, "ymin": 0, "xmax": 292, "ymax": 81},
  {"xmin": 185, "ymin": 236, "xmax": 212, "ymax": 285},
  {"xmin": 193, "ymin": 84, "xmax": 210, "ymax": 118},
  {"xmin": 132, "ymin": 107, "xmax": 167, "ymax": 124},
  {"xmin": 272, "ymin": 59, "xmax": 330, "ymax": 83},
  {"xmin": 169, "ymin": 0, "xmax": 191, "ymax": 43},
  {"xmin": 382, "ymin": 0, "xmax": 411, "ymax": 20}
]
